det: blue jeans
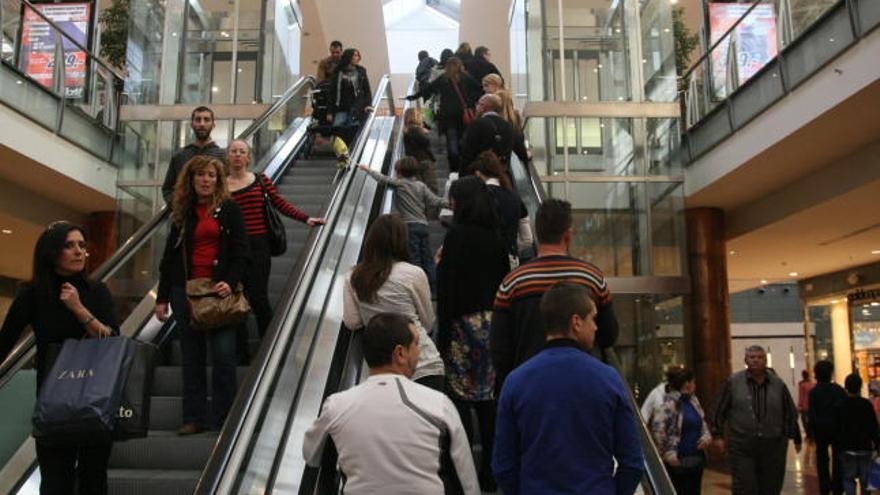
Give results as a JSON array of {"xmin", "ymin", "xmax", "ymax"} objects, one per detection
[
  {"xmin": 840, "ymin": 451, "xmax": 873, "ymax": 495},
  {"xmin": 170, "ymin": 286, "xmax": 237, "ymax": 428},
  {"xmin": 406, "ymin": 222, "xmax": 435, "ymax": 294}
]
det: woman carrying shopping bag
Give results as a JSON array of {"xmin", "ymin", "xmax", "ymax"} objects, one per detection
[
  {"xmin": 155, "ymin": 155, "xmax": 251, "ymax": 435},
  {"xmin": 0, "ymin": 221, "xmax": 118, "ymax": 495}
]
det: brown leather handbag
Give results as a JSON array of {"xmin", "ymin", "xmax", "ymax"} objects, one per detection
[
  {"xmin": 185, "ymin": 278, "xmax": 250, "ymax": 330},
  {"xmin": 182, "ymin": 234, "xmax": 251, "ymax": 330}
]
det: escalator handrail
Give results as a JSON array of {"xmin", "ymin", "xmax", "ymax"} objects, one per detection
[
  {"xmin": 236, "ymin": 76, "xmax": 317, "ymax": 141},
  {"xmin": 195, "ymin": 74, "xmax": 396, "ymax": 495},
  {"xmin": 298, "ymin": 78, "xmax": 416, "ymax": 494},
  {"xmin": 0, "ymin": 77, "xmax": 318, "ymax": 386}
]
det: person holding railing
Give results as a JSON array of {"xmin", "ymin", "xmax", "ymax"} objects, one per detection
[
  {"xmin": 226, "ymin": 139, "xmax": 325, "ymax": 363},
  {"xmin": 154, "ymin": 156, "xmax": 250, "ymax": 436},
  {"xmin": 0, "ymin": 221, "xmax": 118, "ymax": 495}
]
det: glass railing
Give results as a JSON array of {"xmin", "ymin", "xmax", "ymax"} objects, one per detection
[
  {"xmin": 0, "ymin": 77, "xmax": 319, "ymax": 490},
  {"xmin": 194, "ymin": 75, "xmax": 398, "ymax": 495},
  {"xmin": 681, "ymin": 0, "xmax": 878, "ymax": 138},
  {"xmin": 0, "ymin": 0, "xmax": 126, "ymax": 160}
]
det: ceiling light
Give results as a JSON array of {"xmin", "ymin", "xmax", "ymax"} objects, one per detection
[
  {"xmin": 729, "ymin": 250, "xmax": 736, "ymax": 255},
  {"xmin": 872, "ymin": 250, "xmax": 880, "ymax": 255},
  {"xmin": 237, "ymin": 68, "xmax": 243, "ymax": 73},
  {"xmin": 760, "ymin": 279, "xmax": 768, "ymax": 284},
  {"xmin": 831, "ymin": 299, "xmax": 839, "ymax": 304},
  {"xmin": 663, "ymin": 28, "xmax": 671, "ymax": 33},
  {"xmin": 212, "ymin": 86, "xmax": 219, "ymax": 92},
  {"xmin": 872, "ymin": 302, "xmax": 880, "ymax": 307},
  {"xmin": 789, "ymin": 272, "xmax": 799, "ymax": 277},
  {"xmin": 0, "ymin": 229, "xmax": 11, "ymax": 234}
]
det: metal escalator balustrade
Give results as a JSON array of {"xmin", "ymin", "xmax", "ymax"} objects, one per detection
[
  {"xmin": 0, "ymin": 75, "xmax": 326, "ymax": 494},
  {"xmin": 195, "ymin": 74, "xmax": 399, "ymax": 495}
]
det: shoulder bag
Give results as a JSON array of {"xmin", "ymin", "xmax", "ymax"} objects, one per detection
[
  {"xmin": 450, "ymin": 79, "xmax": 475, "ymax": 127},
  {"xmin": 257, "ymin": 174, "xmax": 288, "ymax": 256},
  {"xmin": 182, "ymin": 224, "xmax": 251, "ymax": 330}
]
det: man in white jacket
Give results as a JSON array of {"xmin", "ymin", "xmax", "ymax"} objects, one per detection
[{"xmin": 303, "ymin": 312, "xmax": 480, "ymax": 494}]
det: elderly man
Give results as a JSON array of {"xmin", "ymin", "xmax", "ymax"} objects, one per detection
[
  {"xmin": 459, "ymin": 93, "xmax": 513, "ymax": 173},
  {"xmin": 711, "ymin": 345, "xmax": 802, "ymax": 495}
]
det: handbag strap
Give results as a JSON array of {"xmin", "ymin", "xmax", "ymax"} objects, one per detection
[
  {"xmin": 256, "ymin": 173, "xmax": 275, "ymax": 220},
  {"xmin": 450, "ymin": 78, "xmax": 468, "ymax": 109}
]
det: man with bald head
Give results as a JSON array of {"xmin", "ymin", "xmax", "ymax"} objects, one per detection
[{"xmin": 460, "ymin": 93, "xmax": 514, "ymax": 174}]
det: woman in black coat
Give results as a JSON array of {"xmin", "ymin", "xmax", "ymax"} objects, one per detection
[
  {"xmin": 436, "ymin": 175, "xmax": 509, "ymax": 490},
  {"xmin": 330, "ymin": 48, "xmax": 373, "ymax": 131},
  {"xmin": 0, "ymin": 221, "xmax": 118, "ymax": 495},
  {"xmin": 155, "ymin": 155, "xmax": 250, "ymax": 435},
  {"xmin": 409, "ymin": 56, "xmax": 481, "ymax": 173}
]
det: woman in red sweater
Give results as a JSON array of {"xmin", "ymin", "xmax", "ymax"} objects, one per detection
[
  {"xmin": 155, "ymin": 155, "xmax": 251, "ymax": 435},
  {"xmin": 226, "ymin": 140, "xmax": 325, "ymax": 357}
]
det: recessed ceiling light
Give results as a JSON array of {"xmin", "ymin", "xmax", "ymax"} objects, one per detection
[
  {"xmin": 0, "ymin": 229, "xmax": 11, "ymax": 234},
  {"xmin": 831, "ymin": 299, "xmax": 839, "ymax": 304},
  {"xmin": 872, "ymin": 250, "xmax": 880, "ymax": 255},
  {"xmin": 729, "ymin": 250, "xmax": 736, "ymax": 255},
  {"xmin": 212, "ymin": 86, "xmax": 219, "ymax": 92},
  {"xmin": 760, "ymin": 279, "xmax": 768, "ymax": 284},
  {"xmin": 789, "ymin": 272, "xmax": 799, "ymax": 277}
]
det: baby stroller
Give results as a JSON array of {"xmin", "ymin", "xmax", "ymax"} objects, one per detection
[{"xmin": 304, "ymin": 80, "xmax": 359, "ymax": 161}]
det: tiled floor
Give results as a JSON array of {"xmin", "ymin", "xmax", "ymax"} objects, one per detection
[{"xmin": 703, "ymin": 444, "xmax": 820, "ymax": 495}]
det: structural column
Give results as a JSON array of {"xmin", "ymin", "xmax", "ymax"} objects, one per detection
[{"xmin": 685, "ymin": 207, "xmax": 732, "ymax": 412}]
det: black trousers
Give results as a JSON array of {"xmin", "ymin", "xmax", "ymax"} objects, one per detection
[
  {"xmin": 453, "ymin": 399, "xmax": 496, "ymax": 487},
  {"xmin": 666, "ymin": 464, "xmax": 704, "ymax": 495},
  {"xmin": 35, "ymin": 439, "xmax": 112, "ymax": 495},
  {"xmin": 816, "ymin": 435, "xmax": 843, "ymax": 495},
  {"xmin": 238, "ymin": 235, "xmax": 273, "ymax": 363},
  {"xmin": 729, "ymin": 436, "xmax": 789, "ymax": 495}
]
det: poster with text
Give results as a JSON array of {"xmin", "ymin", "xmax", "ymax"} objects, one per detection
[
  {"xmin": 709, "ymin": 3, "xmax": 777, "ymax": 99},
  {"xmin": 20, "ymin": 3, "xmax": 91, "ymax": 98}
]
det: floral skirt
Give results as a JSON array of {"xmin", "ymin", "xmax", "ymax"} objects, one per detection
[{"xmin": 445, "ymin": 310, "xmax": 495, "ymax": 401}]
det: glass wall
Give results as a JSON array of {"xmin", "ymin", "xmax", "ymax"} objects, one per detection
[
  {"xmin": 513, "ymin": 0, "xmax": 686, "ymax": 392},
  {"xmin": 123, "ymin": 0, "xmax": 301, "ymax": 105}
]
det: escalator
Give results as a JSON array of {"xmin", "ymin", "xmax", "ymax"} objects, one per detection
[
  {"xmin": 220, "ymin": 82, "xmax": 677, "ymax": 494},
  {"xmin": 0, "ymin": 74, "xmax": 374, "ymax": 494}
]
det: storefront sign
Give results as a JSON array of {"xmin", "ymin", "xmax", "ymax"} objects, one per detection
[
  {"xmin": 848, "ymin": 288, "xmax": 880, "ymax": 303},
  {"xmin": 709, "ymin": 3, "xmax": 778, "ymax": 98},
  {"xmin": 20, "ymin": 3, "xmax": 91, "ymax": 98}
]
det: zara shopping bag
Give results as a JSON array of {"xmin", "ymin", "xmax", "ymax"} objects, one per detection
[
  {"xmin": 33, "ymin": 336, "xmax": 135, "ymax": 437},
  {"xmin": 113, "ymin": 338, "xmax": 157, "ymax": 440}
]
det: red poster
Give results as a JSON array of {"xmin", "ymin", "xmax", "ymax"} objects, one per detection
[
  {"xmin": 709, "ymin": 3, "xmax": 777, "ymax": 97},
  {"xmin": 20, "ymin": 3, "xmax": 91, "ymax": 98}
]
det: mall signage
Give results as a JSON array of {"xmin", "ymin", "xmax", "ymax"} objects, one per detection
[{"xmin": 20, "ymin": 2, "xmax": 91, "ymax": 99}]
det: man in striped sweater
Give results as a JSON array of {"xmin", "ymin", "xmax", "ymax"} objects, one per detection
[{"xmin": 490, "ymin": 198, "xmax": 619, "ymax": 394}]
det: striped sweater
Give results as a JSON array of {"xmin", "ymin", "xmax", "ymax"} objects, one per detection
[
  {"xmin": 490, "ymin": 255, "xmax": 619, "ymax": 393},
  {"xmin": 231, "ymin": 174, "xmax": 309, "ymax": 236}
]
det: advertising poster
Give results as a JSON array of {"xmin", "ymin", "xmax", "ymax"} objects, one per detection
[
  {"xmin": 709, "ymin": 3, "xmax": 777, "ymax": 98},
  {"xmin": 20, "ymin": 3, "xmax": 91, "ymax": 98}
]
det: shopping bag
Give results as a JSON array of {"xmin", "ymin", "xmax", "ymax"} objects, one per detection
[
  {"xmin": 33, "ymin": 336, "xmax": 135, "ymax": 437},
  {"xmin": 868, "ymin": 456, "xmax": 880, "ymax": 491},
  {"xmin": 113, "ymin": 339, "xmax": 157, "ymax": 440}
]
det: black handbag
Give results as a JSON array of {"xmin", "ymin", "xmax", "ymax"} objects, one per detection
[{"xmin": 257, "ymin": 174, "xmax": 287, "ymax": 256}]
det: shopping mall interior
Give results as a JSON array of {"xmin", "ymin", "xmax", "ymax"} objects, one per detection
[{"xmin": 0, "ymin": 0, "xmax": 878, "ymax": 493}]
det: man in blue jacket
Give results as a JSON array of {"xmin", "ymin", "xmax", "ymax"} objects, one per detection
[{"xmin": 492, "ymin": 282, "xmax": 644, "ymax": 494}]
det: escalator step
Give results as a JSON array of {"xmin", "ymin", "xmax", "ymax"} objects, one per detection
[
  {"xmin": 148, "ymin": 397, "xmax": 213, "ymax": 431},
  {"xmin": 108, "ymin": 468, "xmax": 201, "ymax": 495},
  {"xmin": 109, "ymin": 431, "xmax": 218, "ymax": 470},
  {"xmin": 151, "ymin": 366, "xmax": 250, "ymax": 396}
]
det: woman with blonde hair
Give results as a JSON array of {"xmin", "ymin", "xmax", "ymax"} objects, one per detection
[
  {"xmin": 403, "ymin": 107, "xmax": 439, "ymax": 194},
  {"xmin": 226, "ymin": 139, "xmax": 324, "ymax": 361},
  {"xmin": 155, "ymin": 155, "xmax": 251, "ymax": 435},
  {"xmin": 481, "ymin": 73, "xmax": 504, "ymax": 95},
  {"xmin": 496, "ymin": 89, "xmax": 529, "ymax": 165}
]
